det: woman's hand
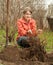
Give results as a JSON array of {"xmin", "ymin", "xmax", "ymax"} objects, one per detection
[
  {"xmin": 27, "ymin": 30, "xmax": 33, "ymax": 37},
  {"xmin": 37, "ymin": 29, "xmax": 43, "ymax": 34},
  {"xmin": 27, "ymin": 30, "xmax": 32, "ymax": 34}
]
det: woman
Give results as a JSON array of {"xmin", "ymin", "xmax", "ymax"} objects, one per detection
[{"xmin": 16, "ymin": 7, "xmax": 42, "ymax": 48}]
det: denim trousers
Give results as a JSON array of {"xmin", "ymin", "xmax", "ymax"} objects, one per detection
[{"xmin": 17, "ymin": 36, "xmax": 30, "ymax": 48}]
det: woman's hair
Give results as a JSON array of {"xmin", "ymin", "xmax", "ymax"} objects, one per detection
[{"xmin": 23, "ymin": 7, "xmax": 32, "ymax": 14}]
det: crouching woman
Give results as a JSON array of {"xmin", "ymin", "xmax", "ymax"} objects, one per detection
[{"xmin": 16, "ymin": 7, "xmax": 42, "ymax": 48}]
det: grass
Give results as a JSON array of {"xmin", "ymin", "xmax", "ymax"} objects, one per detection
[
  {"xmin": 38, "ymin": 31, "xmax": 53, "ymax": 52},
  {"xmin": 0, "ymin": 29, "xmax": 6, "ymax": 43},
  {"xmin": 0, "ymin": 29, "xmax": 53, "ymax": 52}
]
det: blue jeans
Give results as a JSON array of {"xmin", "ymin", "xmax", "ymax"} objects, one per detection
[{"xmin": 17, "ymin": 36, "xmax": 30, "ymax": 48}]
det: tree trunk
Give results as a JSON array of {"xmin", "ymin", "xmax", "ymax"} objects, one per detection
[{"xmin": 5, "ymin": 0, "xmax": 9, "ymax": 47}]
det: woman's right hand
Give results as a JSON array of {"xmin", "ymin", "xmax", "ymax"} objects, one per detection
[
  {"xmin": 27, "ymin": 30, "xmax": 32, "ymax": 34},
  {"xmin": 27, "ymin": 30, "xmax": 33, "ymax": 37}
]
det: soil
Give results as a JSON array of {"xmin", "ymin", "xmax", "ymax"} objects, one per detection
[{"xmin": 0, "ymin": 45, "xmax": 53, "ymax": 65}]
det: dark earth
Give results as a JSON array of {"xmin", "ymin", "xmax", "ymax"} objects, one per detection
[{"xmin": 0, "ymin": 45, "xmax": 53, "ymax": 65}]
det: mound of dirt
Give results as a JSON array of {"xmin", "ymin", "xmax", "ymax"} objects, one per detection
[
  {"xmin": 0, "ymin": 45, "xmax": 38, "ymax": 62},
  {"xmin": 0, "ymin": 45, "xmax": 46, "ymax": 62},
  {"xmin": 0, "ymin": 45, "xmax": 53, "ymax": 65}
]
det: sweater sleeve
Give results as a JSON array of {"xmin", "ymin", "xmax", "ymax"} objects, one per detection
[{"xmin": 16, "ymin": 20, "xmax": 27, "ymax": 36}]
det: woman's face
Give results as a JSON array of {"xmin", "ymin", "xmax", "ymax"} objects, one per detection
[{"xmin": 24, "ymin": 11, "xmax": 32, "ymax": 21}]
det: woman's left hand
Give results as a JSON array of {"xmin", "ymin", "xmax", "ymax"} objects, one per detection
[{"xmin": 37, "ymin": 29, "xmax": 43, "ymax": 34}]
